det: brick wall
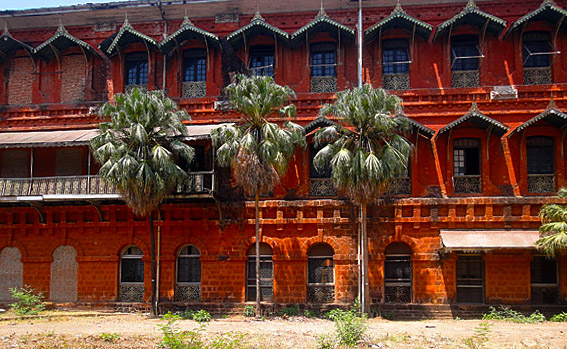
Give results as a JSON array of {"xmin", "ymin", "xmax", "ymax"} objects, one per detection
[
  {"xmin": 61, "ymin": 54, "xmax": 85, "ymax": 103},
  {"xmin": 7, "ymin": 58, "xmax": 33, "ymax": 105}
]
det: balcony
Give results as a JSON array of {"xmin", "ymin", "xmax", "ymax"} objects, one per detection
[
  {"xmin": 0, "ymin": 172, "xmax": 214, "ymax": 201},
  {"xmin": 453, "ymin": 175, "xmax": 482, "ymax": 194},
  {"xmin": 527, "ymin": 174, "xmax": 555, "ymax": 194}
]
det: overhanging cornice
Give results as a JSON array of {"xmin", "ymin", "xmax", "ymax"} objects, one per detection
[
  {"xmin": 34, "ymin": 23, "xmax": 99, "ymax": 60},
  {"xmin": 505, "ymin": 0, "xmax": 567, "ymax": 38},
  {"xmin": 434, "ymin": 0, "xmax": 507, "ymax": 40},
  {"xmin": 290, "ymin": 8, "xmax": 355, "ymax": 46},
  {"xmin": 160, "ymin": 17, "xmax": 219, "ymax": 54},
  {"xmin": 226, "ymin": 12, "xmax": 289, "ymax": 48},
  {"xmin": 437, "ymin": 103, "xmax": 509, "ymax": 136},
  {"xmin": 365, "ymin": 4, "xmax": 433, "ymax": 43},
  {"xmin": 98, "ymin": 18, "xmax": 158, "ymax": 56},
  {"xmin": 512, "ymin": 106, "xmax": 567, "ymax": 134}
]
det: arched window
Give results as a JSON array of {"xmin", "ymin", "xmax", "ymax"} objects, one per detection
[
  {"xmin": 119, "ymin": 246, "xmax": 144, "ymax": 302},
  {"xmin": 182, "ymin": 49, "xmax": 207, "ymax": 98},
  {"xmin": 384, "ymin": 242, "xmax": 412, "ymax": 303},
  {"xmin": 50, "ymin": 245, "xmax": 77, "ymax": 302},
  {"xmin": 453, "ymin": 138, "xmax": 481, "ymax": 193},
  {"xmin": 307, "ymin": 243, "xmax": 335, "ymax": 303},
  {"xmin": 523, "ymin": 32, "xmax": 557, "ymax": 85},
  {"xmin": 246, "ymin": 243, "xmax": 273, "ymax": 302},
  {"xmin": 451, "ymin": 34, "xmax": 481, "ymax": 88},
  {"xmin": 527, "ymin": 136, "xmax": 555, "ymax": 193},
  {"xmin": 0, "ymin": 247, "xmax": 23, "ymax": 301},
  {"xmin": 382, "ymin": 38, "xmax": 410, "ymax": 90},
  {"xmin": 176, "ymin": 245, "xmax": 201, "ymax": 301}
]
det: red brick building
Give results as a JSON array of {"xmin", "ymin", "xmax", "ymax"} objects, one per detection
[{"xmin": 0, "ymin": 0, "xmax": 566, "ymax": 316}]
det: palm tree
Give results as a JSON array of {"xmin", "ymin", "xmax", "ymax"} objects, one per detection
[
  {"xmin": 313, "ymin": 84, "xmax": 412, "ymax": 314},
  {"xmin": 212, "ymin": 74, "xmax": 305, "ymax": 315},
  {"xmin": 537, "ymin": 187, "xmax": 567, "ymax": 257},
  {"xmin": 90, "ymin": 88, "xmax": 194, "ymax": 317}
]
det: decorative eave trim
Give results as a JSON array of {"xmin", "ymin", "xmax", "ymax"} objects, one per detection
[
  {"xmin": 438, "ymin": 103, "xmax": 509, "ymax": 135},
  {"xmin": 305, "ymin": 116, "xmax": 339, "ymax": 134},
  {"xmin": 394, "ymin": 114, "xmax": 435, "ymax": 138},
  {"xmin": 434, "ymin": 0, "xmax": 507, "ymax": 39},
  {"xmin": 34, "ymin": 24, "xmax": 98, "ymax": 58},
  {"xmin": 160, "ymin": 18, "xmax": 220, "ymax": 53},
  {"xmin": 364, "ymin": 6, "xmax": 433, "ymax": 42},
  {"xmin": 0, "ymin": 33, "xmax": 33, "ymax": 57},
  {"xmin": 291, "ymin": 11, "xmax": 355, "ymax": 43},
  {"xmin": 513, "ymin": 107, "xmax": 567, "ymax": 133},
  {"xmin": 506, "ymin": 0, "xmax": 567, "ymax": 35},
  {"xmin": 226, "ymin": 18, "xmax": 289, "ymax": 45},
  {"xmin": 99, "ymin": 19, "xmax": 158, "ymax": 56}
]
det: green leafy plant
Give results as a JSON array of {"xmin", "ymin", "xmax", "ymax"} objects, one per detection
[
  {"xmin": 208, "ymin": 331, "xmax": 244, "ymax": 349},
  {"xmin": 304, "ymin": 309, "xmax": 319, "ymax": 318},
  {"xmin": 334, "ymin": 310, "xmax": 368, "ymax": 347},
  {"xmin": 158, "ymin": 312, "xmax": 205, "ymax": 348},
  {"xmin": 99, "ymin": 332, "xmax": 120, "ymax": 343},
  {"xmin": 279, "ymin": 304, "xmax": 299, "ymax": 317},
  {"xmin": 324, "ymin": 308, "xmax": 348, "ymax": 321},
  {"xmin": 482, "ymin": 306, "xmax": 545, "ymax": 323},
  {"xmin": 193, "ymin": 309, "xmax": 211, "ymax": 323},
  {"xmin": 9, "ymin": 286, "xmax": 46, "ymax": 315},
  {"xmin": 463, "ymin": 322, "xmax": 491, "ymax": 349},
  {"xmin": 243, "ymin": 305, "xmax": 255, "ymax": 317},
  {"xmin": 316, "ymin": 333, "xmax": 336, "ymax": 349},
  {"xmin": 550, "ymin": 312, "xmax": 567, "ymax": 322},
  {"xmin": 176, "ymin": 310, "xmax": 195, "ymax": 320}
]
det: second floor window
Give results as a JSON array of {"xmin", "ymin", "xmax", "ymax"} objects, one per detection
[
  {"xmin": 523, "ymin": 32, "xmax": 554, "ymax": 68},
  {"xmin": 382, "ymin": 39, "xmax": 409, "ymax": 75},
  {"xmin": 453, "ymin": 138, "xmax": 481, "ymax": 193},
  {"xmin": 125, "ymin": 52, "xmax": 148, "ymax": 86},
  {"xmin": 527, "ymin": 136, "xmax": 554, "ymax": 175},
  {"xmin": 183, "ymin": 49, "xmax": 206, "ymax": 82},
  {"xmin": 249, "ymin": 46, "xmax": 274, "ymax": 77},
  {"xmin": 310, "ymin": 43, "xmax": 336, "ymax": 78},
  {"xmin": 451, "ymin": 35, "xmax": 481, "ymax": 72}
]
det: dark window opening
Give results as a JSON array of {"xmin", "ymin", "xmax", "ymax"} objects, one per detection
[
  {"xmin": 246, "ymin": 243, "xmax": 273, "ymax": 302},
  {"xmin": 309, "ymin": 144, "xmax": 331, "ymax": 179},
  {"xmin": 453, "ymin": 138, "xmax": 480, "ymax": 176},
  {"xmin": 177, "ymin": 245, "xmax": 201, "ymax": 283},
  {"xmin": 183, "ymin": 49, "xmax": 206, "ymax": 82},
  {"xmin": 451, "ymin": 35, "xmax": 481, "ymax": 71},
  {"xmin": 249, "ymin": 46, "xmax": 274, "ymax": 77},
  {"xmin": 523, "ymin": 32, "xmax": 556, "ymax": 68},
  {"xmin": 384, "ymin": 242, "xmax": 412, "ymax": 303},
  {"xmin": 531, "ymin": 255, "xmax": 559, "ymax": 304},
  {"xmin": 456, "ymin": 255, "xmax": 484, "ymax": 303},
  {"xmin": 120, "ymin": 246, "xmax": 144, "ymax": 283},
  {"xmin": 311, "ymin": 43, "xmax": 336, "ymax": 77},
  {"xmin": 527, "ymin": 136, "xmax": 554, "ymax": 175},
  {"xmin": 382, "ymin": 39, "xmax": 410, "ymax": 75},
  {"xmin": 125, "ymin": 53, "xmax": 148, "ymax": 86}
]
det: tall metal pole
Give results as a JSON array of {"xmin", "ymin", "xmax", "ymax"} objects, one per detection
[{"xmin": 358, "ymin": 0, "xmax": 363, "ymax": 88}]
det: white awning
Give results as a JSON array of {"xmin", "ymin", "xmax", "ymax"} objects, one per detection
[{"xmin": 440, "ymin": 230, "xmax": 540, "ymax": 252}]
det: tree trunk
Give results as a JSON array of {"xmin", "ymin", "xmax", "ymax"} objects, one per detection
[
  {"xmin": 149, "ymin": 214, "xmax": 158, "ymax": 317},
  {"xmin": 361, "ymin": 200, "xmax": 369, "ymax": 314},
  {"xmin": 255, "ymin": 190, "xmax": 261, "ymax": 316}
]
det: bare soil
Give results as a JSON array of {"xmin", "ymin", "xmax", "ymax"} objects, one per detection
[{"xmin": 0, "ymin": 311, "xmax": 565, "ymax": 348}]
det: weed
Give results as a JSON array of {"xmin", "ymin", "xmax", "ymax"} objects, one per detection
[
  {"xmin": 158, "ymin": 312, "xmax": 205, "ymax": 348},
  {"xmin": 304, "ymin": 309, "xmax": 319, "ymax": 318},
  {"xmin": 279, "ymin": 304, "xmax": 299, "ymax": 317},
  {"xmin": 99, "ymin": 332, "xmax": 120, "ymax": 343},
  {"xmin": 193, "ymin": 309, "xmax": 211, "ymax": 323},
  {"xmin": 381, "ymin": 310, "xmax": 396, "ymax": 321},
  {"xmin": 316, "ymin": 333, "xmax": 336, "ymax": 349},
  {"xmin": 334, "ymin": 310, "xmax": 367, "ymax": 347},
  {"xmin": 482, "ymin": 306, "xmax": 545, "ymax": 323},
  {"xmin": 9, "ymin": 286, "xmax": 46, "ymax": 315},
  {"xmin": 324, "ymin": 308, "xmax": 348, "ymax": 321},
  {"xmin": 176, "ymin": 310, "xmax": 195, "ymax": 320},
  {"xmin": 208, "ymin": 331, "xmax": 244, "ymax": 349},
  {"xmin": 550, "ymin": 312, "xmax": 567, "ymax": 322},
  {"xmin": 463, "ymin": 321, "xmax": 491, "ymax": 349},
  {"xmin": 243, "ymin": 305, "xmax": 255, "ymax": 317},
  {"xmin": 383, "ymin": 334, "xmax": 410, "ymax": 343}
]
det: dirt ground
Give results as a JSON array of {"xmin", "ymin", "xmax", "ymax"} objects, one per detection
[{"xmin": 0, "ymin": 311, "xmax": 566, "ymax": 348}]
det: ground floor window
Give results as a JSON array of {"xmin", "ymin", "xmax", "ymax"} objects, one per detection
[
  {"xmin": 531, "ymin": 255, "xmax": 559, "ymax": 304},
  {"xmin": 384, "ymin": 242, "xmax": 412, "ymax": 303},
  {"xmin": 307, "ymin": 243, "xmax": 335, "ymax": 303},
  {"xmin": 176, "ymin": 245, "xmax": 201, "ymax": 301},
  {"xmin": 246, "ymin": 243, "xmax": 273, "ymax": 302},
  {"xmin": 456, "ymin": 254, "xmax": 484, "ymax": 303},
  {"xmin": 119, "ymin": 246, "xmax": 144, "ymax": 302}
]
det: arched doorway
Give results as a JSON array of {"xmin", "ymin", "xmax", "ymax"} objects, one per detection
[
  {"xmin": 384, "ymin": 242, "xmax": 412, "ymax": 303},
  {"xmin": 0, "ymin": 247, "xmax": 23, "ymax": 301},
  {"xmin": 246, "ymin": 243, "xmax": 273, "ymax": 302},
  {"xmin": 307, "ymin": 243, "xmax": 335, "ymax": 303},
  {"xmin": 50, "ymin": 246, "xmax": 78, "ymax": 302}
]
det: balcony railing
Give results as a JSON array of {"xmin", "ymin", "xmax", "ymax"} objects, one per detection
[
  {"xmin": 383, "ymin": 73, "xmax": 410, "ymax": 90},
  {"xmin": 309, "ymin": 178, "xmax": 336, "ymax": 196},
  {"xmin": 386, "ymin": 177, "xmax": 411, "ymax": 195},
  {"xmin": 524, "ymin": 67, "xmax": 552, "ymax": 85},
  {"xmin": 528, "ymin": 174, "xmax": 555, "ymax": 193},
  {"xmin": 452, "ymin": 70, "xmax": 479, "ymax": 88},
  {"xmin": 454, "ymin": 175, "xmax": 482, "ymax": 194},
  {"xmin": 0, "ymin": 172, "xmax": 214, "ymax": 199},
  {"xmin": 310, "ymin": 77, "xmax": 337, "ymax": 93},
  {"xmin": 182, "ymin": 81, "xmax": 206, "ymax": 98}
]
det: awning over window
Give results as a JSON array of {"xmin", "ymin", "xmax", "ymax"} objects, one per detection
[
  {"xmin": 440, "ymin": 229, "xmax": 540, "ymax": 251},
  {"xmin": 394, "ymin": 114, "xmax": 435, "ymax": 138},
  {"xmin": 290, "ymin": 8, "xmax": 355, "ymax": 46},
  {"xmin": 226, "ymin": 12, "xmax": 289, "ymax": 48},
  {"xmin": 437, "ymin": 103, "xmax": 509, "ymax": 136},
  {"xmin": 511, "ymin": 106, "xmax": 567, "ymax": 134},
  {"xmin": 434, "ymin": 0, "xmax": 507, "ymax": 40},
  {"xmin": 0, "ymin": 124, "xmax": 232, "ymax": 148},
  {"xmin": 506, "ymin": 0, "xmax": 567, "ymax": 37},
  {"xmin": 34, "ymin": 24, "xmax": 99, "ymax": 60},
  {"xmin": 365, "ymin": 4, "xmax": 433, "ymax": 43},
  {"xmin": 0, "ymin": 26, "xmax": 33, "ymax": 59},
  {"xmin": 98, "ymin": 18, "xmax": 158, "ymax": 57},
  {"xmin": 160, "ymin": 17, "xmax": 220, "ymax": 54}
]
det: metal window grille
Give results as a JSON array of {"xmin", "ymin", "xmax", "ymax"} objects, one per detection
[
  {"xmin": 183, "ymin": 49, "xmax": 207, "ymax": 82},
  {"xmin": 527, "ymin": 137, "xmax": 555, "ymax": 193},
  {"xmin": 531, "ymin": 256, "xmax": 559, "ymax": 304},
  {"xmin": 249, "ymin": 47, "xmax": 274, "ymax": 77},
  {"xmin": 246, "ymin": 251, "xmax": 273, "ymax": 302},
  {"xmin": 456, "ymin": 255, "xmax": 484, "ymax": 303},
  {"xmin": 176, "ymin": 245, "xmax": 201, "ymax": 301},
  {"xmin": 119, "ymin": 246, "xmax": 144, "ymax": 302},
  {"xmin": 384, "ymin": 254, "xmax": 411, "ymax": 303},
  {"xmin": 453, "ymin": 139, "xmax": 481, "ymax": 193},
  {"xmin": 125, "ymin": 53, "xmax": 148, "ymax": 86},
  {"xmin": 382, "ymin": 39, "xmax": 410, "ymax": 75}
]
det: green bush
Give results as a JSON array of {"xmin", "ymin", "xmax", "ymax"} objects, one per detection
[
  {"xmin": 316, "ymin": 333, "xmax": 336, "ymax": 349},
  {"xmin": 324, "ymin": 308, "xmax": 348, "ymax": 321},
  {"xmin": 158, "ymin": 312, "xmax": 204, "ymax": 348},
  {"xmin": 334, "ymin": 310, "xmax": 367, "ymax": 347},
  {"xmin": 463, "ymin": 322, "xmax": 491, "ymax": 349},
  {"xmin": 279, "ymin": 304, "xmax": 299, "ymax": 317},
  {"xmin": 304, "ymin": 309, "xmax": 319, "ymax": 318},
  {"xmin": 9, "ymin": 286, "xmax": 46, "ymax": 315},
  {"xmin": 482, "ymin": 306, "xmax": 545, "ymax": 323},
  {"xmin": 208, "ymin": 331, "xmax": 244, "ymax": 349},
  {"xmin": 193, "ymin": 309, "xmax": 211, "ymax": 323},
  {"xmin": 99, "ymin": 332, "xmax": 120, "ymax": 343},
  {"xmin": 176, "ymin": 310, "xmax": 195, "ymax": 319},
  {"xmin": 550, "ymin": 312, "xmax": 567, "ymax": 322},
  {"xmin": 243, "ymin": 305, "xmax": 255, "ymax": 317}
]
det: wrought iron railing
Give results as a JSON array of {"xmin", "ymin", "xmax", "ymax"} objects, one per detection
[
  {"xmin": 451, "ymin": 70, "xmax": 479, "ymax": 88},
  {"xmin": 383, "ymin": 73, "xmax": 410, "ymax": 90},
  {"xmin": 524, "ymin": 67, "xmax": 552, "ymax": 85},
  {"xmin": 309, "ymin": 178, "xmax": 336, "ymax": 196},
  {"xmin": 528, "ymin": 174, "xmax": 555, "ymax": 193},
  {"xmin": 307, "ymin": 285, "xmax": 335, "ymax": 303},
  {"xmin": 454, "ymin": 175, "xmax": 482, "ymax": 194},
  {"xmin": 119, "ymin": 284, "xmax": 144, "ymax": 302},
  {"xmin": 310, "ymin": 77, "xmax": 337, "ymax": 93},
  {"xmin": 0, "ymin": 172, "xmax": 214, "ymax": 198},
  {"xmin": 175, "ymin": 284, "xmax": 201, "ymax": 302},
  {"xmin": 182, "ymin": 81, "xmax": 206, "ymax": 98},
  {"xmin": 386, "ymin": 177, "xmax": 411, "ymax": 195}
]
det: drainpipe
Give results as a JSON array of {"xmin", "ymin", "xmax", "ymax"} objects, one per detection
[{"xmin": 357, "ymin": 0, "xmax": 363, "ymax": 88}]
